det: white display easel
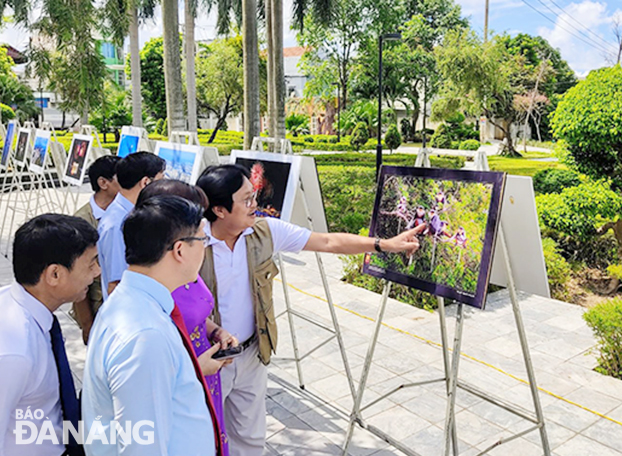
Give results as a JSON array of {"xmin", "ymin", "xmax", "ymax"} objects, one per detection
[
  {"xmin": 248, "ymin": 136, "xmax": 357, "ymax": 402},
  {"xmin": 80, "ymin": 125, "xmax": 111, "ymax": 160},
  {"xmin": 168, "ymin": 131, "xmax": 220, "ymax": 178},
  {"xmin": 251, "ymin": 136, "xmax": 294, "ymax": 155},
  {"xmin": 341, "ymin": 148, "xmax": 550, "ymax": 456}
]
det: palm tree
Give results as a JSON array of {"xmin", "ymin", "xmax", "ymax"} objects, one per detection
[
  {"xmin": 162, "ymin": 0, "xmax": 186, "ymax": 132},
  {"xmin": 242, "ymin": 0, "xmax": 260, "ymax": 148},
  {"xmin": 184, "ymin": 0, "xmax": 198, "ymax": 131}
]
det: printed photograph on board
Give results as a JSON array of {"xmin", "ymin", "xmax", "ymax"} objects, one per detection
[
  {"xmin": 230, "ymin": 151, "xmax": 302, "ymax": 222},
  {"xmin": 63, "ymin": 135, "xmax": 93, "ymax": 185},
  {"xmin": 117, "ymin": 126, "xmax": 141, "ymax": 158},
  {"xmin": 30, "ymin": 131, "xmax": 52, "ymax": 174},
  {"xmin": 14, "ymin": 129, "xmax": 31, "ymax": 166},
  {"xmin": 363, "ymin": 166, "xmax": 506, "ymax": 309},
  {"xmin": 1, "ymin": 121, "xmax": 16, "ymax": 168},
  {"xmin": 154, "ymin": 142, "xmax": 202, "ymax": 184}
]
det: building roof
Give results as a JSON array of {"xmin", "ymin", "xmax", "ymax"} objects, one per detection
[
  {"xmin": 1, "ymin": 44, "xmax": 27, "ymax": 64},
  {"xmin": 283, "ymin": 46, "xmax": 307, "ymax": 58}
]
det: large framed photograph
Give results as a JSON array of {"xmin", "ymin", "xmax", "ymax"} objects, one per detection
[
  {"xmin": 363, "ymin": 166, "xmax": 506, "ymax": 309},
  {"xmin": 14, "ymin": 128, "xmax": 31, "ymax": 167},
  {"xmin": 63, "ymin": 134, "xmax": 93, "ymax": 186},
  {"xmin": 231, "ymin": 150, "xmax": 302, "ymax": 221},
  {"xmin": 1, "ymin": 121, "xmax": 17, "ymax": 170},
  {"xmin": 117, "ymin": 126, "xmax": 142, "ymax": 158},
  {"xmin": 30, "ymin": 130, "xmax": 52, "ymax": 174},
  {"xmin": 154, "ymin": 141, "xmax": 203, "ymax": 184}
]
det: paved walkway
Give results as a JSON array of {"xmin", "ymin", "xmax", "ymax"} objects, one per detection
[{"xmin": 2, "ymin": 185, "xmax": 622, "ymax": 455}]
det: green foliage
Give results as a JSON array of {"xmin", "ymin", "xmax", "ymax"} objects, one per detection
[
  {"xmin": 0, "ymin": 46, "xmax": 13, "ymax": 73},
  {"xmin": 532, "ymin": 168, "xmax": 581, "ymax": 194},
  {"xmin": 154, "ymin": 118, "xmax": 165, "ymax": 135},
  {"xmin": 133, "ymin": 37, "xmax": 167, "ymax": 120},
  {"xmin": 487, "ymin": 155, "xmax": 566, "ymax": 177},
  {"xmin": 430, "ymin": 124, "xmax": 453, "ymax": 148},
  {"xmin": 607, "ymin": 264, "xmax": 622, "ymax": 281},
  {"xmin": 583, "ymin": 298, "xmax": 622, "ymax": 379},
  {"xmin": 285, "ymin": 113, "xmax": 310, "ymax": 136},
  {"xmin": 536, "ymin": 181, "xmax": 622, "ymax": 242},
  {"xmin": 350, "ymin": 122, "xmax": 370, "ymax": 151},
  {"xmin": 89, "ymin": 80, "xmax": 132, "ymax": 134},
  {"xmin": 550, "ymin": 65, "xmax": 622, "ymax": 189},
  {"xmin": 384, "ymin": 124, "xmax": 402, "ymax": 151},
  {"xmin": 400, "ymin": 118, "xmax": 414, "ymax": 142},
  {"xmin": 1, "ymin": 103, "xmax": 15, "ymax": 120},
  {"xmin": 541, "ymin": 237, "xmax": 571, "ymax": 301},
  {"xmin": 459, "ymin": 139, "xmax": 480, "ymax": 151}
]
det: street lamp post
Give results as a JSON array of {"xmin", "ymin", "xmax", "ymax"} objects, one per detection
[
  {"xmin": 376, "ymin": 32, "xmax": 402, "ymax": 181},
  {"xmin": 332, "ymin": 82, "xmax": 341, "ymax": 143}
]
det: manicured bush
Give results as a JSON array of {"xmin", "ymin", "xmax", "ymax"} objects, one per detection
[
  {"xmin": 541, "ymin": 238, "xmax": 571, "ymax": 301},
  {"xmin": 303, "ymin": 136, "xmax": 315, "ymax": 143},
  {"xmin": 430, "ymin": 124, "xmax": 453, "ymax": 149},
  {"xmin": 350, "ymin": 122, "xmax": 370, "ymax": 151},
  {"xmin": 450, "ymin": 140, "xmax": 460, "ymax": 150},
  {"xmin": 583, "ymin": 298, "xmax": 622, "ymax": 379},
  {"xmin": 459, "ymin": 139, "xmax": 480, "ymax": 151},
  {"xmin": 400, "ymin": 118, "xmax": 415, "ymax": 142},
  {"xmin": 1, "ymin": 103, "xmax": 15, "ymax": 120},
  {"xmin": 532, "ymin": 168, "xmax": 581, "ymax": 194},
  {"xmin": 384, "ymin": 124, "xmax": 402, "ymax": 152}
]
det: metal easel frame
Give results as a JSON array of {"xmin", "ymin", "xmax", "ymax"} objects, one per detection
[
  {"xmin": 342, "ymin": 149, "xmax": 550, "ymax": 456},
  {"xmin": 249, "ymin": 136, "xmax": 357, "ymax": 401}
]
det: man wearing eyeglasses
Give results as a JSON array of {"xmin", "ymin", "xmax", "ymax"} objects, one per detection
[{"xmin": 197, "ymin": 165, "xmax": 424, "ymax": 456}]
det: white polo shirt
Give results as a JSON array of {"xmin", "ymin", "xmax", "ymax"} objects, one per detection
[
  {"xmin": 0, "ymin": 283, "xmax": 64, "ymax": 456},
  {"xmin": 205, "ymin": 218, "xmax": 311, "ymax": 342},
  {"xmin": 88, "ymin": 195, "xmax": 106, "ymax": 221}
]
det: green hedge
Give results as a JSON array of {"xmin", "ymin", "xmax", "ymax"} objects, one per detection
[{"xmin": 584, "ymin": 298, "xmax": 622, "ymax": 379}]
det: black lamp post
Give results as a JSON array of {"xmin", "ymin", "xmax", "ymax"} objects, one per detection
[
  {"xmin": 376, "ymin": 32, "xmax": 402, "ymax": 181},
  {"xmin": 332, "ymin": 82, "xmax": 341, "ymax": 143}
]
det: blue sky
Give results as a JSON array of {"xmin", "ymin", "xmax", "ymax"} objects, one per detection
[{"xmin": 1, "ymin": 0, "xmax": 620, "ymax": 76}]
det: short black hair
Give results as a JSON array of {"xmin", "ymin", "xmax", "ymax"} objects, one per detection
[
  {"xmin": 196, "ymin": 164, "xmax": 250, "ymax": 222},
  {"xmin": 115, "ymin": 152, "xmax": 166, "ymax": 190},
  {"xmin": 13, "ymin": 214, "xmax": 99, "ymax": 286},
  {"xmin": 87, "ymin": 155, "xmax": 122, "ymax": 192},
  {"xmin": 136, "ymin": 179, "xmax": 209, "ymax": 210},
  {"xmin": 124, "ymin": 195, "xmax": 204, "ymax": 266}
]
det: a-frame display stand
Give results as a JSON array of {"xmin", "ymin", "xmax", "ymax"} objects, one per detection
[
  {"xmin": 249, "ymin": 137, "xmax": 357, "ymax": 402},
  {"xmin": 168, "ymin": 131, "xmax": 219, "ymax": 175},
  {"xmin": 251, "ymin": 136, "xmax": 294, "ymax": 154},
  {"xmin": 341, "ymin": 149, "xmax": 550, "ymax": 456}
]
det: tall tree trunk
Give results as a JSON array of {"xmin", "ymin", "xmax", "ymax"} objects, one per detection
[
  {"xmin": 162, "ymin": 0, "xmax": 186, "ymax": 133},
  {"xmin": 129, "ymin": 6, "xmax": 143, "ymax": 127},
  {"xmin": 266, "ymin": 0, "xmax": 275, "ymax": 140},
  {"xmin": 242, "ymin": 0, "xmax": 260, "ymax": 149},
  {"xmin": 271, "ymin": 0, "xmax": 285, "ymax": 141},
  {"xmin": 81, "ymin": 105, "xmax": 88, "ymax": 126},
  {"xmin": 184, "ymin": 0, "xmax": 198, "ymax": 132}
]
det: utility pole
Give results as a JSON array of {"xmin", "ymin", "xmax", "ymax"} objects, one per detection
[{"xmin": 484, "ymin": 0, "xmax": 489, "ymax": 42}]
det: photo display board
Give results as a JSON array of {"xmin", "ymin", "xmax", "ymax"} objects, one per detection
[
  {"xmin": 14, "ymin": 128, "xmax": 31, "ymax": 167},
  {"xmin": 117, "ymin": 126, "xmax": 142, "ymax": 158},
  {"xmin": 363, "ymin": 166, "xmax": 506, "ymax": 309},
  {"xmin": 231, "ymin": 150, "xmax": 302, "ymax": 222},
  {"xmin": 63, "ymin": 134, "xmax": 93, "ymax": 186},
  {"xmin": 30, "ymin": 130, "xmax": 52, "ymax": 174},
  {"xmin": 154, "ymin": 141, "xmax": 203, "ymax": 184},
  {"xmin": 1, "ymin": 121, "xmax": 17, "ymax": 169}
]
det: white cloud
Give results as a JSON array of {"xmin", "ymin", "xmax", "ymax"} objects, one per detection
[{"xmin": 537, "ymin": 0, "xmax": 620, "ymax": 73}]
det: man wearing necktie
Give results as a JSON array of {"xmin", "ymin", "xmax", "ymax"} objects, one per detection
[
  {"xmin": 82, "ymin": 195, "xmax": 220, "ymax": 456},
  {"xmin": 0, "ymin": 214, "xmax": 100, "ymax": 456}
]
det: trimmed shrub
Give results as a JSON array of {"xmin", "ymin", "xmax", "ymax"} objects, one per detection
[
  {"xmin": 384, "ymin": 124, "xmax": 402, "ymax": 152},
  {"xmin": 303, "ymin": 136, "xmax": 314, "ymax": 143},
  {"xmin": 430, "ymin": 124, "xmax": 453, "ymax": 149},
  {"xmin": 459, "ymin": 139, "xmax": 480, "ymax": 151},
  {"xmin": 350, "ymin": 122, "xmax": 370, "ymax": 151},
  {"xmin": 1, "ymin": 103, "xmax": 15, "ymax": 121},
  {"xmin": 583, "ymin": 298, "xmax": 622, "ymax": 379},
  {"xmin": 532, "ymin": 168, "xmax": 581, "ymax": 194},
  {"xmin": 400, "ymin": 118, "xmax": 414, "ymax": 142},
  {"xmin": 541, "ymin": 238, "xmax": 571, "ymax": 301}
]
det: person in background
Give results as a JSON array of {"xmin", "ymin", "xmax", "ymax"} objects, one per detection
[
  {"xmin": 83, "ymin": 195, "xmax": 220, "ymax": 456},
  {"xmin": 72, "ymin": 155, "xmax": 121, "ymax": 344},
  {"xmin": 137, "ymin": 179, "xmax": 239, "ymax": 455},
  {"xmin": 97, "ymin": 152, "xmax": 165, "ymax": 299},
  {"xmin": 0, "ymin": 214, "xmax": 100, "ymax": 456},
  {"xmin": 196, "ymin": 164, "xmax": 424, "ymax": 456}
]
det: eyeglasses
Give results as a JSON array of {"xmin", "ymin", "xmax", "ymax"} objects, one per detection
[
  {"xmin": 168, "ymin": 235, "xmax": 209, "ymax": 250},
  {"xmin": 236, "ymin": 190, "xmax": 258, "ymax": 208}
]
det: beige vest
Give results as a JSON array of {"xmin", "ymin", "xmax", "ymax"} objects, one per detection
[{"xmin": 199, "ymin": 219, "xmax": 279, "ymax": 365}]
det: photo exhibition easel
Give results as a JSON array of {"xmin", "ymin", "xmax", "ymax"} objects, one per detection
[
  {"xmin": 341, "ymin": 149, "xmax": 550, "ymax": 456},
  {"xmin": 80, "ymin": 124, "xmax": 110, "ymax": 160},
  {"xmin": 168, "ymin": 131, "xmax": 220, "ymax": 176},
  {"xmin": 248, "ymin": 137, "xmax": 357, "ymax": 403},
  {"xmin": 250, "ymin": 136, "xmax": 294, "ymax": 155},
  {"xmin": 0, "ymin": 122, "xmax": 6, "ymax": 139}
]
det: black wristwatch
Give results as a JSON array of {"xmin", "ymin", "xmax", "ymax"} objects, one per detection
[{"xmin": 374, "ymin": 237, "xmax": 383, "ymax": 253}]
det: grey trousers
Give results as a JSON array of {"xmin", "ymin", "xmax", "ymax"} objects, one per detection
[{"xmin": 220, "ymin": 341, "xmax": 268, "ymax": 456}]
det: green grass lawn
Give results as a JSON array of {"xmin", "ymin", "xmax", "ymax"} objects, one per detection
[{"xmin": 488, "ymin": 155, "xmax": 565, "ymax": 177}]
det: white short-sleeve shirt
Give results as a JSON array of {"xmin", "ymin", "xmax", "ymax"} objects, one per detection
[{"xmin": 205, "ymin": 218, "xmax": 311, "ymax": 342}]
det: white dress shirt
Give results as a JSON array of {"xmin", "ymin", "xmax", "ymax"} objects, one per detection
[
  {"xmin": 0, "ymin": 283, "xmax": 64, "ymax": 456},
  {"xmin": 205, "ymin": 217, "xmax": 311, "ymax": 342}
]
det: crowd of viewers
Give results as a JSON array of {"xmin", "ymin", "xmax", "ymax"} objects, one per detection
[{"xmin": 0, "ymin": 151, "xmax": 422, "ymax": 456}]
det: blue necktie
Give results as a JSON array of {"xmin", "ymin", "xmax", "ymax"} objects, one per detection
[{"xmin": 50, "ymin": 315, "xmax": 83, "ymax": 454}]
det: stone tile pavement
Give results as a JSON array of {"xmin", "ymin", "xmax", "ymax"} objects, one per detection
[{"xmin": 1, "ymin": 185, "xmax": 621, "ymax": 455}]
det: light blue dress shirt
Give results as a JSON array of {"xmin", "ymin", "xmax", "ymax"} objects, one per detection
[
  {"xmin": 97, "ymin": 193, "xmax": 134, "ymax": 300},
  {"xmin": 82, "ymin": 270, "xmax": 215, "ymax": 456}
]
